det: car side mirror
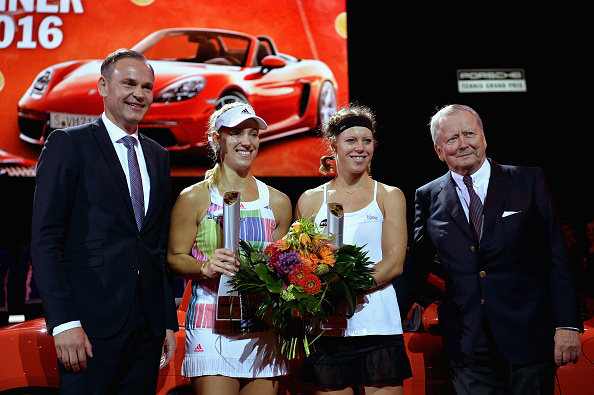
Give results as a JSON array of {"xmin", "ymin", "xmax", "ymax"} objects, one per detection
[{"xmin": 261, "ymin": 55, "xmax": 286, "ymax": 74}]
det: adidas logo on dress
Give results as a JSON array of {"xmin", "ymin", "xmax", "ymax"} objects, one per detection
[{"xmin": 194, "ymin": 344, "xmax": 203, "ymax": 352}]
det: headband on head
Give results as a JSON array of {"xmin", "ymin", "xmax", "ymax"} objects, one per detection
[{"xmin": 332, "ymin": 116, "xmax": 373, "ymax": 136}]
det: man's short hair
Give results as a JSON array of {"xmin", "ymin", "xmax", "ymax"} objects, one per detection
[
  {"xmin": 430, "ymin": 104, "xmax": 483, "ymax": 144},
  {"xmin": 100, "ymin": 49, "xmax": 154, "ymax": 80}
]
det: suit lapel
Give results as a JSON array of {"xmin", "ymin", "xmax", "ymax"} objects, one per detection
[
  {"xmin": 482, "ymin": 159, "xmax": 510, "ymax": 237},
  {"xmin": 437, "ymin": 172, "xmax": 476, "ymax": 242},
  {"xmin": 91, "ymin": 119, "xmax": 137, "ymax": 227}
]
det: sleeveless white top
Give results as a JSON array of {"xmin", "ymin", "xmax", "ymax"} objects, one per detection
[{"xmin": 314, "ymin": 181, "xmax": 403, "ymax": 336}]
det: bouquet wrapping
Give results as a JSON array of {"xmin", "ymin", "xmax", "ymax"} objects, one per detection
[{"xmin": 228, "ymin": 216, "xmax": 376, "ymax": 359}]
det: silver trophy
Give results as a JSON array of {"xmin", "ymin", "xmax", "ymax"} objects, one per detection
[
  {"xmin": 318, "ymin": 202, "xmax": 347, "ymax": 332},
  {"xmin": 327, "ymin": 202, "xmax": 344, "ymax": 247},
  {"xmin": 216, "ymin": 191, "xmax": 242, "ymax": 325}
]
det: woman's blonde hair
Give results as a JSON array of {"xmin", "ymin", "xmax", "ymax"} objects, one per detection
[
  {"xmin": 318, "ymin": 103, "xmax": 376, "ymax": 175},
  {"xmin": 204, "ymin": 101, "xmax": 255, "ymax": 185}
]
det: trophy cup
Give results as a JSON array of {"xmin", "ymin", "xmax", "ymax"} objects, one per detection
[
  {"xmin": 327, "ymin": 202, "xmax": 344, "ymax": 248},
  {"xmin": 320, "ymin": 202, "xmax": 348, "ymax": 331},
  {"xmin": 215, "ymin": 191, "xmax": 242, "ymax": 331}
]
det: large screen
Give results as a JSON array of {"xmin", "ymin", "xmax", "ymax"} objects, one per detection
[{"xmin": 0, "ymin": 0, "xmax": 348, "ymax": 177}]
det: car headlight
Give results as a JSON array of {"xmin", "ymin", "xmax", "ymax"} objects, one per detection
[
  {"xmin": 29, "ymin": 67, "xmax": 54, "ymax": 99},
  {"xmin": 153, "ymin": 76, "xmax": 206, "ymax": 103}
]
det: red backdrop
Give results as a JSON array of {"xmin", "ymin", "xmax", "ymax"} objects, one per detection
[{"xmin": 0, "ymin": 0, "xmax": 348, "ymax": 176}]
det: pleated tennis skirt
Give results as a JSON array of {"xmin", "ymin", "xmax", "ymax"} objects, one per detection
[
  {"xmin": 182, "ymin": 328, "xmax": 288, "ymax": 379},
  {"xmin": 299, "ymin": 334, "xmax": 412, "ymax": 388}
]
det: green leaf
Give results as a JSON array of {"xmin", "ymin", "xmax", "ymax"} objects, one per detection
[{"xmin": 254, "ymin": 263, "xmax": 284, "ymax": 293}]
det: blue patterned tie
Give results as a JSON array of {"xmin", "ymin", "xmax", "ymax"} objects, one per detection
[
  {"xmin": 463, "ymin": 175, "xmax": 483, "ymax": 242},
  {"xmin": 121, "ymin": 136, "xmax": 145, "ymax": 231}
]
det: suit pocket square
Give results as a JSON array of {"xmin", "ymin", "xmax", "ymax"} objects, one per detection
[{"xmin": 502, "ymin": 210, "xmax": 520, "ymax": 217}]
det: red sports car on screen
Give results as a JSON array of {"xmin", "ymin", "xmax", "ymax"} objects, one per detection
[
  {"xmin": 17, "ymin": 28, "xmax": 338, "ymax": 152},
  {"xmin": 1, "ymin": 275, "xmax": 592, "ymax": 395}
]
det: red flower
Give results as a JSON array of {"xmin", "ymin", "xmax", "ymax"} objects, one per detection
[
  {"xmin": 301, "ymin": 273, "xmax": 322, "ymax": 295},
  {"xmin": 289, "ymin": 265, "xmax": 311, "ymax": 286},
  {"xmin": 264, "ymin": 242, "xmax": 280, "ymax": 257}
]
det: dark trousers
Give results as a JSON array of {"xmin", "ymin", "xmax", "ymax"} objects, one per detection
[
  {"xmin": 58, "ymin": 294, "xmax": 163, "ymax": 395},
  {"xmin": 451, "ymin": 318, "xmax": 556, "ymax": 395}
]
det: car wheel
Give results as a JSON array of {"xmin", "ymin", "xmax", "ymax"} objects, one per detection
[
  {"xmin": 215, "ymin": 91, "xmax": 249, "ymax": 110},
  {"xmin": 317, "ymin": 81, "xmax": 337, "ymax": 128}
]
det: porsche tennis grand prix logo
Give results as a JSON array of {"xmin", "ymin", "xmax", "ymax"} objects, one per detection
[{"xmin": 457, "ymin": 69, "xmax": 527, "ymax": 93}]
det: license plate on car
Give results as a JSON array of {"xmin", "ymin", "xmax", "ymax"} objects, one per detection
[{"xmin": 49, "ymin": 112, "xmax": 97, "ymax": 129}]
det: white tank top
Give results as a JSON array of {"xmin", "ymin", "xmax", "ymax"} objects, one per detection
[{"xmin": 314, "ymin": 181, "xmax": 403, "ymax": 336}]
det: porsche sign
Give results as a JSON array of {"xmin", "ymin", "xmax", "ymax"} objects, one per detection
[{"xmin": 457, "ymin": 69, "xmax": 527, "ymax": 93}]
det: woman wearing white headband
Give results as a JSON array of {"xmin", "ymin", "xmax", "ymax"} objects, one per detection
[
  {"xmin": 167, "ymin": 102, "xmax": 292, "ymax": 395},
  {"xmin": 295, "ymin": 103, "xmax": 412, "ymax": 395}
]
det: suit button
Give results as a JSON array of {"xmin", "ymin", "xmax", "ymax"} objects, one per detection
[
  {"xmin": 480, "ymin": 298, "xmax": 485, "ymax": 305},
  {"xmin": 470, "ymin": 246, "xmax": 476, "ymax": 252},
  {"xmin": 479, "ymin": 270, "xmax": 486, "ymax": 277},
  {"xmin": 132, "ymin": 265, "xmax": 139, "ymax": 273}
]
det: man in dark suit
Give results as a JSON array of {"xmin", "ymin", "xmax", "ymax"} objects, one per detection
[
  {"xmin": 31, "ymin": 50, "xmax": 178, "ymax": 394},
  {"xmin": 399, "ymin": 104, "xmax": 582, "ymax": 394}
]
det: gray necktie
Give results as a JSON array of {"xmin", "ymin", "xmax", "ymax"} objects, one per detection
[{"xmin": 121, "ymin": 135, "xmax": 145, "ymax": 231}]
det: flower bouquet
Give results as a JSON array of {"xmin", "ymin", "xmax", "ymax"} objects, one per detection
[{"xmin": 228, "ymin": 216, "xmax": 376, "ymax": 359}]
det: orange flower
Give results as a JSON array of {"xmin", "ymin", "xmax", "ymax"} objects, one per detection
[
  {"xmin": 265, "ymin": 238, "xmax": 288, "ymax": 254},
  {"xmin": 311, "ymin": 236, "xmax": 328, "ymax": 250},
  {"xmin": 302, "ymin": 273, "xmax": 322, "ymax": 295},
  {"xmin": 298, "ymin": 251, "xmax": 318, "ymax": 272},
  {"xmin": 277, "ymin": 238, "xmax": 289, "ymax": 251},
  {"xmin": 299, "ymin": 232, "xmax": 311, "ymax": 247},
  {"xmin": 291, "ymin": 221, "xmax": 302, "ymax": 233},
  {"xmin": 316, "ymin": 245, "xmax": 335, "ymax": 267}
]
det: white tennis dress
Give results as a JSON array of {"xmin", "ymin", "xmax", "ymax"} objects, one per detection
[
  {"xmin": 313, "ymin": 181, "xmax": 403, "ymax": 336},
  {"xmin": 182, "ymin": 179, "xmax": 288, "ymax": 378}
]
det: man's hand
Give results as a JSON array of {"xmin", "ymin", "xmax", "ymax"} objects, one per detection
[
  {"xmin": 554, "ymin": 328, "xmax": 581, "ymax": 366},
  {"xmin": 54, "ymin": 327, "xmax": 93, "ymax": 373},
  {"xmin": 159, "ymin": 329, "xmax": 177, "ymax": 370}
]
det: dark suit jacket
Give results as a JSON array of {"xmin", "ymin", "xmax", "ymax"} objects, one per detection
[
  {"xmin": 31, "ymin": 118, "xmax": 178, "ymax": 339},
  {"xmin": 398, "ymin": 159, "xmax": 582, "ymax": 366}
]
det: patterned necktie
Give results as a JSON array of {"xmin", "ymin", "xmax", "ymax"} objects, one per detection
[
  {"xmin": 121, "ymin": 135, "xmax": 145, "ymax": 231},
  {"xmin": 463, "ymin": 175, "xmax": 483, "ymax": 242}
]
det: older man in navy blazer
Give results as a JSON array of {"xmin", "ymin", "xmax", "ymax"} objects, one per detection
[
  {"xmin": 399, "ymin": 104, "xmax": 582, "ymax": 394},
  {"xmin": 31, "ymin": 50, "xmax": 178, "ymax": 394}
]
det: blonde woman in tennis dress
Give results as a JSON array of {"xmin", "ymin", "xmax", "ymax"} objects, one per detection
[{"xmin": 167, "ymin": 103, "xmax": 292, "ymax": 395}]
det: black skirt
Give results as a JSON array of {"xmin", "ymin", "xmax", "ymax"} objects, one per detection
[{"xmin": 298, "ymin": 334, "xmax": 412, "ymax": 388}]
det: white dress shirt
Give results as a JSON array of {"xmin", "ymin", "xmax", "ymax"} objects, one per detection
[
  {"xmin": 450, "ymin": 159, "xmax": 490, "ymax": 222},
  {"xmin": 102, "ymin": 113, "xmax": 150, "ymax": 215}
]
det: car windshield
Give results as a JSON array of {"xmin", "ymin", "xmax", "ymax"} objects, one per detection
[{"xmin": 141, "ymin": 31, "xmax": 251, "ymax": 67}]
